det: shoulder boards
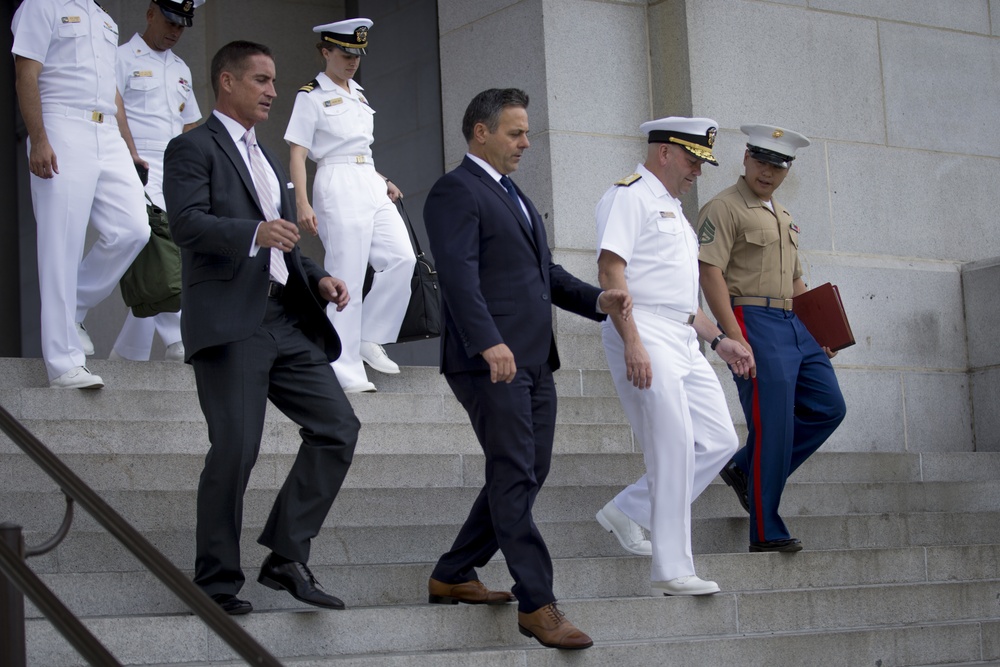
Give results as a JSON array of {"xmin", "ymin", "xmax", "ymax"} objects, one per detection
[
  {"xmin": 298, "ymin": 78, "xmax": 319, "ymax": 94},
  {"xmin": 614, "ymin": 173, "xmax": 641, "ymax": 187},
  {"xmin": 94, "ymin": 1, "xmax": 106, "ymax": 11}
]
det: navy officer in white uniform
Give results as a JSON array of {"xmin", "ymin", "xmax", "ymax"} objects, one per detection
[
  {"xmin": 595, "ymin": 117, "xmax": 754, "ymax": 596},
  {"xmin": 110, "ymin": 0, "xmax": 203, "ymax": 362},
  {"xmin": 13, "ymin": 0, "xmax": 150, "ymax": 388},
  {"xmin": 284, "ymin": 18, "xmax": 415, "ymax": 393}
]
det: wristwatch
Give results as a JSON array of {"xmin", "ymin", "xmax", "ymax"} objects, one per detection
[{"xmin": 710, "ymin": 333, "xmax": 727, "ymax": 351}]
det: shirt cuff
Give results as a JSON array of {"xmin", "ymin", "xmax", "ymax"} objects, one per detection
[
  {"xmin": 596, "ymin": 291, "xmax": 605, "ymax": 314},
  {"xmin": 250, "ymin": 221, "xmax": 265, "ymax": 256}
]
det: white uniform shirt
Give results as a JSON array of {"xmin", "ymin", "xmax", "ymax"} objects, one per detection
[
  {"xmin": 283, "ymin": 73, "xmax": 375, "ymax": 161},
  {"xmin": 12, "ymin": 0, "xmax": 120, "ymax": 116},
  {"xmin": 596, "ymin": 163, "xmax": 700, "ymax": 313},
  {"xmin": 116, "ymin": 33, "xmax": 200, "ymax": 147}
]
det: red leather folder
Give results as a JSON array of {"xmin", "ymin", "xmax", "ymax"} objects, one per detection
[{"xmin": 792, "ymin": 283, "xmax": 855, "ymax": 352}]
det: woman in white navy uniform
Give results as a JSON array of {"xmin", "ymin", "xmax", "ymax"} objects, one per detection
[
  {"xmin": 111, "ymin": 0, "xmax": 203, "ymax": 362},
  {"xmin": 285, "ymin": 18, "xmax": 415, "ymax": 393}
]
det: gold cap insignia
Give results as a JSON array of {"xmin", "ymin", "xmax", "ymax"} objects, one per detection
[
  {"xmin": 355, "ymin": 26, "xmax": 369, "ymax": 44},
  {"xmin": 707, "ymin": 127, "xmax": 717, "ymax": 148},
  {"xmin": 182, "ymin": 0, "xmax": 193, "ymax": 11},
  {"xmin": 772, "ymin": 129, "xmax": 784, "ymax": 138}
]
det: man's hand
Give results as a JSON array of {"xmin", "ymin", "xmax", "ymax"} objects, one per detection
[
  {"xmin": 823, "ymin": 346, "xmax": 838, "ymax": 359},
  {"xmin": 624, "ymin": 340, "xmax": 652, "ymax": 389},
  {"xmin": 481, "ymin": 343, "xmax": 516, "ymax": 384},
  {"xmin": 318, "ymin": 276, "xmax": 350, "ymax": 311},
  {"xmin": 29, "ymin": 138, "xmax": 58, "ymax": 179},
  {"xmin": 297, "ymin": 202, "xmax": 319, "ymax": 236},
  {"xmin": 717, "ymin": 337, "xmax": 756, "ymax": 379},
  {"xmin": 256, "ymin": 218, "xmax": 300, "ymax": 252},
  {"xmin": 599, "ymin": 288, "xmax": 633, "ymax": 321}
]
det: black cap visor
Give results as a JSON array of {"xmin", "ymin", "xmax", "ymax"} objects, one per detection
[{"xmin": 747, "ymin": 146, "xmax": 792, "ymax": 169}]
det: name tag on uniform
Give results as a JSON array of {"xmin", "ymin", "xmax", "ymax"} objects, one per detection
[
  {"xmin": 324, "ymin": 98, "xmax": 343, "ymax": 107},
  {"xmin": 61, "ymin": 16, "xmax": 81, "ymax": 23},
  {"xmin": 659, "ymin": 211, "xmax": 676, "ymax": 218},
  {"xmin": 133, "ymin": 70, "xmax": 153, "ymax": 77}
]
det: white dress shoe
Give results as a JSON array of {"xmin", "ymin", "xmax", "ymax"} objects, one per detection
[
  {"xmin": 164, "ymin": 341, "xmax": 185, "ymax": 362},
  {"xmin": 653, "ymin": 575, "xmax": 720, "ymax": 596},
  {"xmin": 360, "ymin": 341, "xmax": 400, "ymax": 374},
  {"xmin": 50, "ymin": 366, "xmax": 104, "ymax": 389},
  {"xmin": 342, "ymin": 381, "xmax": 377, "ymax": 394},
  {"xmin": 76, "ymin": 323, "xmax": 95, "ymax": 356},
  {"xmin": 595, "ymin": 500, "xmax": 652, "ymax": 556}
]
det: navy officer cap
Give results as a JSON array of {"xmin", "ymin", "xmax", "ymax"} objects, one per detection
[{"xmin": 640, "ymin": 116, "xmax": 720, "ymax": 166}]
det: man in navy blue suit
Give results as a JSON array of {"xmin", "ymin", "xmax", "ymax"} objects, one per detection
[{"xmin": 423, "ymin": 88, "xmax": 632, "ymax": 650}]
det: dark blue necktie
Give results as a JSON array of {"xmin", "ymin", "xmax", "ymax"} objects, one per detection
[{"xmin": 500, "ymin": 175, "xmax": 530, "ymax": 228}]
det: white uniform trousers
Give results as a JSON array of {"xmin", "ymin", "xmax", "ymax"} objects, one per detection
[
  {"xmin": 31, "ymin": 113, "xmax": 149, "ymax": 380},
  {"xmin": 602, "ymin": 310, "xmax": 738, "ymax": 582},
  {"xmin": 313, "ymin": 162, "xmax": 415, "ymax": 388},
  {"xmin": 110, "ymin": 148, "xmax": 182, "ymax": 360}
]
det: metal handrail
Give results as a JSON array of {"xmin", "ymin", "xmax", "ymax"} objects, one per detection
[{"xmin": 0, "ymin": 403, "xmax": 283, "ymax": 667}]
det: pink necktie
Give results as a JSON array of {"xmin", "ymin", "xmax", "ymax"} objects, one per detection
[{"xmin": 242, "ymin": 128, "xmax": 288, "ymax": 285}]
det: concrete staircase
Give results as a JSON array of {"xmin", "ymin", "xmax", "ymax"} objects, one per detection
[{"xmin": 2, "ymin": 357, "xmax": 999, "ymax": 666}]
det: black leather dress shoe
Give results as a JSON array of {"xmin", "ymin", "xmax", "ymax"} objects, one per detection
[
  {"xmin": 257, "ymin": 554, "xmax": 345, "ymax": 610},
  {"xmin": 719, "ymin": 460, "xmax": 750, "ymax": 513},
  {"xmin": 210, "ymin": 593, "xmax": 253, "ymax": 615},
  {"xmin": 749, "ymin": 537, "xmax": 803, "ymax": 553}
]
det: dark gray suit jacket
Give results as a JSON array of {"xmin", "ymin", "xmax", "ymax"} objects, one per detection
[{"xmin": 163, "ymin": 113, "xmax": 341, "ymax": 362}]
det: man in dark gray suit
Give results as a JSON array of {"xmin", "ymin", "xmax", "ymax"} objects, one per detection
[{"xmin": 163, "ymin": 40, "xmax": 359, "ymax": 616}]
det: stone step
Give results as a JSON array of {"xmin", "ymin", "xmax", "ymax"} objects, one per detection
[
  {"xmin": 139, "ymin": 623, "xmax": 1000, "ymax": 667},
  {"xmin": 9, "ymin": 442, "xmax": 1000, "ymax": 492},
  {"xmin": 24, "ymin": 544, "xmax": 1000, "ymax": 618},
  {"xmin": 0, "ymin": 418, "xmax": 636, "ymax": 456},
  {"xmin": 25, "ymin": 580, "xmax": 1000, "ymax": 666},
  {"xmin": 7, "ymin": 480, "xmax": 1000, "ymax": 536},
  {"xmin": 18, "ymin": 511, "xmax": 1000, "ymax": 578},
  {"xmin": 0, "ymin": 387, "xmax": 630, "ymax": 426},
  {"xmin": 0, "ymin": 357, "xmax": 618, "ymax": 397}
]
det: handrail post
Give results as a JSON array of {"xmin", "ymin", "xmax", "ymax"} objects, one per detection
[{"xmin": 0, "ymin": 523, "xmax": 27, "ymax": 667}]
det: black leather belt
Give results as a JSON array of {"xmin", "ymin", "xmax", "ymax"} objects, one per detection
[{"xmin": 267, "ymin": 281, "xmax": 284, "ymax": 299}]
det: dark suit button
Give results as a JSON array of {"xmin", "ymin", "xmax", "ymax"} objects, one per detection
[{"xmin": 541, "ymin": 294, "xmax": 549, "ymax": 301}]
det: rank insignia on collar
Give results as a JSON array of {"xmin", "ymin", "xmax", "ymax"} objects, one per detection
[
  {"xmin": 359, "ymin": 95, "xmax": 368, "ymax": 104},
  {"xmin": 61, "ymin": 16, "xmax": 81, "ymax": 23},
  {"xmin": 324, "ymin": 97, "xmax": 343, "ymax": 107},
  {"xmin": 789, "ymin": 222, "xmax": 800, "ymax": 233},
  {"xmin": 179, "ymin": 103, "xmax": 185, "ymax": 112}
]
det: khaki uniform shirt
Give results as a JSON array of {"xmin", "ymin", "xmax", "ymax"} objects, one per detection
[{"xmin": 697, "ymin": 176, "xmax": 802, "ymax": 299}]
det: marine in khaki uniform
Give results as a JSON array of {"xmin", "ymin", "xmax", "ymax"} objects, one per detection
[{"xmin": 697, "ymin": 124, "xmax": 846, "ymax": 553}]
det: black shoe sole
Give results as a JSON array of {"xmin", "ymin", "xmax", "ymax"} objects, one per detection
[
  {"xmin": 749, "ymin": 540, "xmax": 803, "ymax": 553},
  {"xmin": 719, "ymin": 465, "xmax": 751, "ymax": 513}
]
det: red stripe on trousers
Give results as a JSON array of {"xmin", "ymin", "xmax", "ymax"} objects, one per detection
[{"xmin": 733, "ymin": 306, "xmax": 766, "ymax": 541}]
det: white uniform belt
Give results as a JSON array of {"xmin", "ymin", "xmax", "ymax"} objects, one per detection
[
  {"xmin": 45, "ymin": 103, "xmax": 117, "ymax": 126},
  {"xmin": 318, "ymin": 155, "xmax": 375, "ymax": 166},
  {"xmin": 633, "ymin": 304, "xmax": 696, "ymax": 325},
  {"xmin": 732, "ymin": 296, "xmax": 794, "ymax": 311},
  {"xmin": 133, "ymin": 138, "xmax": 169, "ymax": 151}
]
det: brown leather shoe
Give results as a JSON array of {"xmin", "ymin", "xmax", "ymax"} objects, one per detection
[
  {"xmin": 517, "ymin": 602, "xmax": 593, "ymax": 650},
  {"xmin": 427, "ymin": 577, "xmax": 515, "ymax": 605}
]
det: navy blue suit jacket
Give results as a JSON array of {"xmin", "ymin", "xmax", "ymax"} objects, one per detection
[
  {"xmin": 424, "ymin": 156, "xmax": 603, "ymax": 374},
  {"xmin": 163, "ymin": 114, "xmax": 341, "ymax": 362}
]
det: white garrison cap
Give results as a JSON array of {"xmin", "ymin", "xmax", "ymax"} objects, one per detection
[
  {"xmin": 741, "ymin": 124, "xmax": 810, "ymax": 169},
  {"xmin": 640, "ymin": 116, "xmax": 719, "ymax": 166},
  {"xmin": 314, "ymin": 18, "xmax": 374, "ymax": 55}
]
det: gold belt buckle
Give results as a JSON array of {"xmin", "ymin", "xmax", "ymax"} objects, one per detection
[
  {"xmin": 354, "ymin": 155, "xmax": 366, "ymax": 164},
  {"xmin": 90, "ymin": 111, "xmax": 104, "ymax": 123}
]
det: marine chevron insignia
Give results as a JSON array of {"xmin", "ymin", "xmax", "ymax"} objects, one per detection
[{"xmin": 614, "ymin": 173, "xmax": 641, "ymax": 187}]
